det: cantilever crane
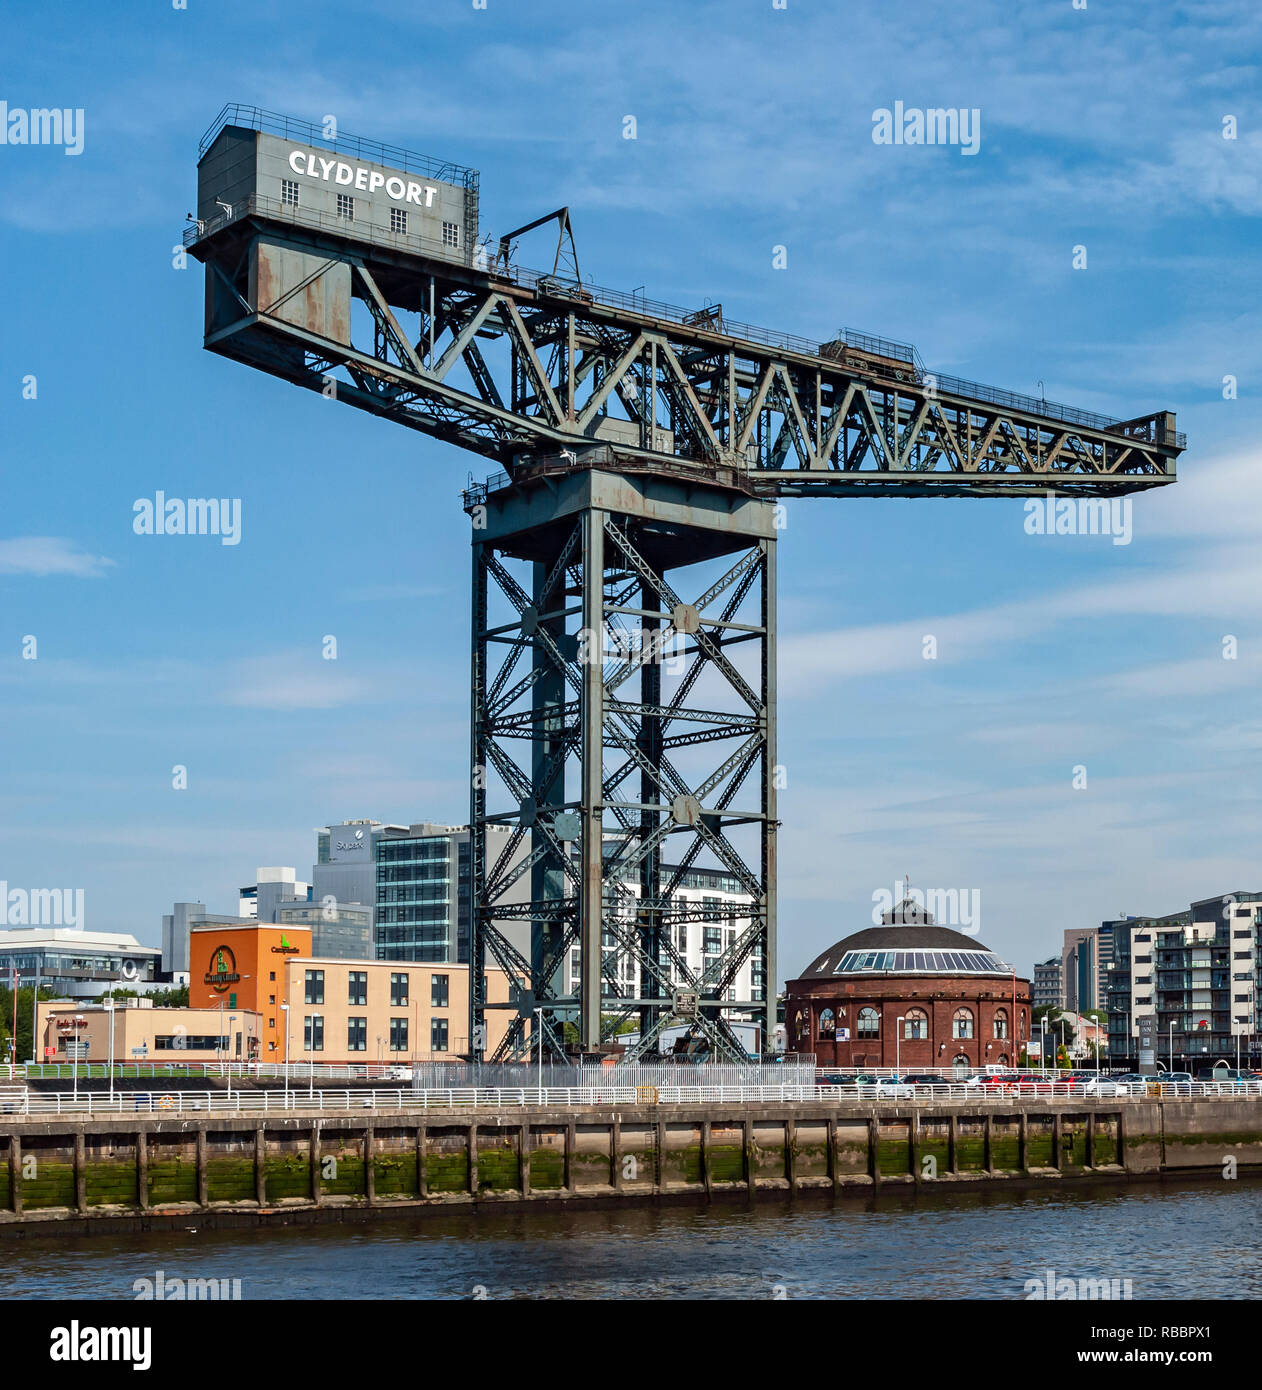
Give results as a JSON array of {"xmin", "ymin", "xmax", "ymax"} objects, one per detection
[{"xmin": 187, "ymin": 106, "xmax": 1183, "ymax": 1063}]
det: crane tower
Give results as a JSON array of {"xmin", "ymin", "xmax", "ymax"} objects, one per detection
[{"xmin": 186, "ymin": 106, "xmax": 1184, "ymax": 1062}]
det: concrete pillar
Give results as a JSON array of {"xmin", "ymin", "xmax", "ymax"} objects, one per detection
[
  {"xmin": 983, "ymin": 1113, "xmax": 994, "ymax": 1173},
  {"xmin": 827, "ymin": 1117, "xmax": 839, "ymax": 1190},
  {"xmin": 745, "ymin": 1118, "xmax": 756, "ymax": 1198},
  {"xmin": 364, "ymin": 1125, "xmax": 375, "ymax": 1204},
  {"xmin": 1018, "ymin": 1112, "xmax": 1029, "ymax": 1171},
  {"xmin": 785, "ymin": 1119, "xmax": 796, "ymax": 1190},
  {"xmin": 612, "ymin": 1121, "xmax": 622, "ymax": 1192},
  {"xmin": 74, "ymin": 1131, "xmax": 86, "ymax": 1213},
  {"xmin": 136, "ymin": 1131, "xmax": 149, "ymax": 1209},
  {"xmin": 417, "ymin": 1125, "xmax": 428, "ymax": 1198},
  {"xmin": 520, "ymin": 1124, "xmax": 531, "ymax": 1196},
  {"xmin": 701, "ymin": 1121, "xmax": 712, "ymax": 1197},
  {"xmin": 948, "ymin": 1114, "xmax": 959, "ymax": 1175},
  {"xmin": 1117, "ymin": 1107, "xmax": 1127, "ymax": 1167},
  {"xmin": 1085, "ymin": 1111, "xmax": 1096, "ymax": 1168},
  {"xmin": 9, "ymin": 1134, "xmax": 21, "ymax": 1215},
  {"xmin": 254, "ymin": 1127, "xmax": 266, "ymax": 1205},
  {"xmin": 565, "ymin": 1121, "xmax": 576, "ymax": 1194},
  {"xmin": 655, "ymin": 1120, "xmax": 666, "ymax": 1193},
  {"xmin": 468, "ymin": 1124, "xmax": 478, "ymax": 1196},
  {"xmin": 196, "ymin": 1128, "xmax": 208, "ymax": 1207},
  {"xmin": 310, "ymin": 1124, "xmax": 321, "ymax": 1205},
  {"xmin": 909, "ymin": 1113, "xmax": 921, "ymax": 1182},
  {"xmin": 1051, "ymin": 1113, "xmax": 1062, "ymax": 1171},
  {"xmin": 868, "ymin": 1116, "xmax": 880, "ymax": 1186}
]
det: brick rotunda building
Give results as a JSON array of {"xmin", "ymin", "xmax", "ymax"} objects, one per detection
[{"xmin": 785, "ymin": 897, "xmax": 1031, "ymax": 1071}]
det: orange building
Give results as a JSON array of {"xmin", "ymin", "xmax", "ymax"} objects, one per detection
[{"xmin": 189, "ymin": 922, "xmax": 312, "ymax": 1062}]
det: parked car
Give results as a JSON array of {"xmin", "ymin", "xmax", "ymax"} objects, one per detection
[
  {"xmin": 872, "ymin": 1077, "xmax": 914, "ymax": 1099},
  {"xmin": 1195, "ymin": 1068, "xmax": 1248, "ymax": 1088},
  {"xmin": 1076, "ymin": 1075, "xmax": 1130, "ymax": 1097},
  {"xmin": 903, "ymin": 1073, "xmax": 951, "ymax": 1089}
]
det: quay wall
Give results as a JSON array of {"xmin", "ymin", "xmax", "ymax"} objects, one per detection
[{"xmin": 0, "ymin": 1098, "xmax": 1259, "ymax": 1234}]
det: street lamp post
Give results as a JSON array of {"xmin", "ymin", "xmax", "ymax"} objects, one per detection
[
  {"xmin": 896, "ymin": 1015, "xmax": 904, "ymax": 1075},
  {"xmin": 72, "ymin": 1014, "xmax": 85, "ymax": 1099},
  {"xmin": 280, "ymin": 1003, "xmax": 291, "ymax": 1107},
  {"xmin": 106, "ymin": 997, "xmax": 116, "ymax": 1102},
  {"xmin": 534, "ymin": 1007, "xmax": 544, "ymax": 1092}
]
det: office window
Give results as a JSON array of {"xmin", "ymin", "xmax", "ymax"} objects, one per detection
[
  {"xmin": 336, "ymin": 193, "xmax": 354, "ymax": 219},
  {"xmin": 305, "ymin": 970, "xmax": 324, "ymax": 1005},
  {"xmin": 348, "ymin": 1017, "xmax": 367, "ymax": 1052},
  {"xmin": 268, "ymin": 1018, "xmax": 275, "ymax": 1029},
  {"xmin": 390, "ymin": 972, "xmax": 409, "ymax": 1007},
  {"xmin": 268, "ymin": 994, "xmax": 275, "ymax": 1005},
  {"xmin": 442, "ymin": 220, "xmax": 459, "ymax": 248},
  {"xmin": 348, "ymin": 971, "xmax": 367, "ymax": 1006},
  {"xmin": 281, "ymin": 178, "xmax": 299, "ymax": 206},
  {"xmin": 431, "ymin": 973, "xmax": 449, "ymax": 1009},
  {"xmin": 390, "ymin": 1017, "xmax": 409, "ymax": 1052},
  {"xmin": 431, "ymin": 1017, "xmax": 449, "ymax": 1052},
  {"xmin": 269, "ymin": 971, "xmax": 275, "ymax": 981},
  {"xmin": 390, "ymin": 206, "xmax": 407, "ymax": 233},
  {"xmin": 304, "ymin": 1015, "xmax": 324, "ymax": 1052}
]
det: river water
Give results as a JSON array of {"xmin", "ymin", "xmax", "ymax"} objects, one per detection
[{"xmin": 8, "ymin": 1179, "xmax": 1259, "ymax": 1300}]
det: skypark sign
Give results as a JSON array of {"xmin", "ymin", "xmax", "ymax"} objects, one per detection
[{"xmin": 286, "ymin": 148, "xmax": 439, "ymax": 207}]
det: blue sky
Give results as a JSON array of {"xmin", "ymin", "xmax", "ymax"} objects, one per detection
[{"xmin": 2, "ymin": 0, "xmax": 1261, "ymax": 982}]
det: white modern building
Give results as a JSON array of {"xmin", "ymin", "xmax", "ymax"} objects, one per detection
[{"xmin": 0, "ymin": 927, "xmax": 161, "ymax": 998}]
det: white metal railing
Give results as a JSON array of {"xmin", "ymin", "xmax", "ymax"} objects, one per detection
[{"xmin": 2, "ymin": 1079, "xmax": 1260, "ymax": 1118}]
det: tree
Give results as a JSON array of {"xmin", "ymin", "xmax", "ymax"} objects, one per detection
[{"xmin": 0, "ymin": 985, "xmax": 59, "ymax": 1066}]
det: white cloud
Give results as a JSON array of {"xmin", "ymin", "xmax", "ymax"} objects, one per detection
[{"xmin": 0, "ymin": 537, "xmax": 114, "ymax": 578}]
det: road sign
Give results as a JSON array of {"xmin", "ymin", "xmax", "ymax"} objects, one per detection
[
  {"xmin": 131, "ymin": 1046, "xmax": 148, "ymax": 1057},
  {"xmin": 64, "ymin": 1042, "xmax": 88, "ymax": 1060},
  {"xmin": 1138, "ymin": 1015, "xmax": 1157, "ymax": 1075}
]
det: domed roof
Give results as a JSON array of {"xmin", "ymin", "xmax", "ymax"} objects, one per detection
[{"xmin": 797, "ymin": 899, "xmax": 1013, "ymax": 980}]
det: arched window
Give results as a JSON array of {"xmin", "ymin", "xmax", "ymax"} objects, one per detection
[
  {"xmin": 903, "ymin": 1008, "xmax": 927, "ymax": 1040},
  {"xmin": 1019, "ymin": 1012, "xmax": 1026, "ymax": 1039},
  {"xmin": 952, "ymin": 1052, "xmax": 971, "ymax": 1072},
  {"xmin": 953, "ymin": 1007, "xmax": 974, "ymax": 1039},
  {"xmin": 995, "ymin": 1053, "xmax": 1009, "ymax": 1067},
  {"xmin": 858, "ymin": 1007, "xmax": 880, "ymax": 1038},
  {"xmin": 818, "ymin": 1008, "xmax": 835, "ymax": 1038},
  {"xmin": 994, "ymin": 1008, "xmax": 1009, "ymax": 1040}
]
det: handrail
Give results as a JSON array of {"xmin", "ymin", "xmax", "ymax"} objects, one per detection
[
  {"xmin": 198, "ymin": 102, "xmax": 479, "ymax": 190},
  {"xmin": 2, "ymin": 1078, "xmax": 1258, "ymax": 1117}
]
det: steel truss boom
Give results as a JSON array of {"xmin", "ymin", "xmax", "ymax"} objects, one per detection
[{"xmin": 188, "ymin": 202, "xmax": 1183, "ymax": 501}]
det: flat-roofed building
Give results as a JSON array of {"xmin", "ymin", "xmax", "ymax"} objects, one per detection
[{"xmin": 35, "ymin": 996, "xmax": 261, "ymax": 1065}]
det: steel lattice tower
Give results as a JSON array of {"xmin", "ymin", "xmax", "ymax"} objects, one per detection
[{"xmin": 187, "ymin": 106, "xmax": 1184, "ymax": 1061}]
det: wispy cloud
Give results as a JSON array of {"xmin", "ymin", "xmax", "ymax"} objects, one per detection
[{"xmin": 0, "ymin": 537, "xmax": 114, "ymax": 578}]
